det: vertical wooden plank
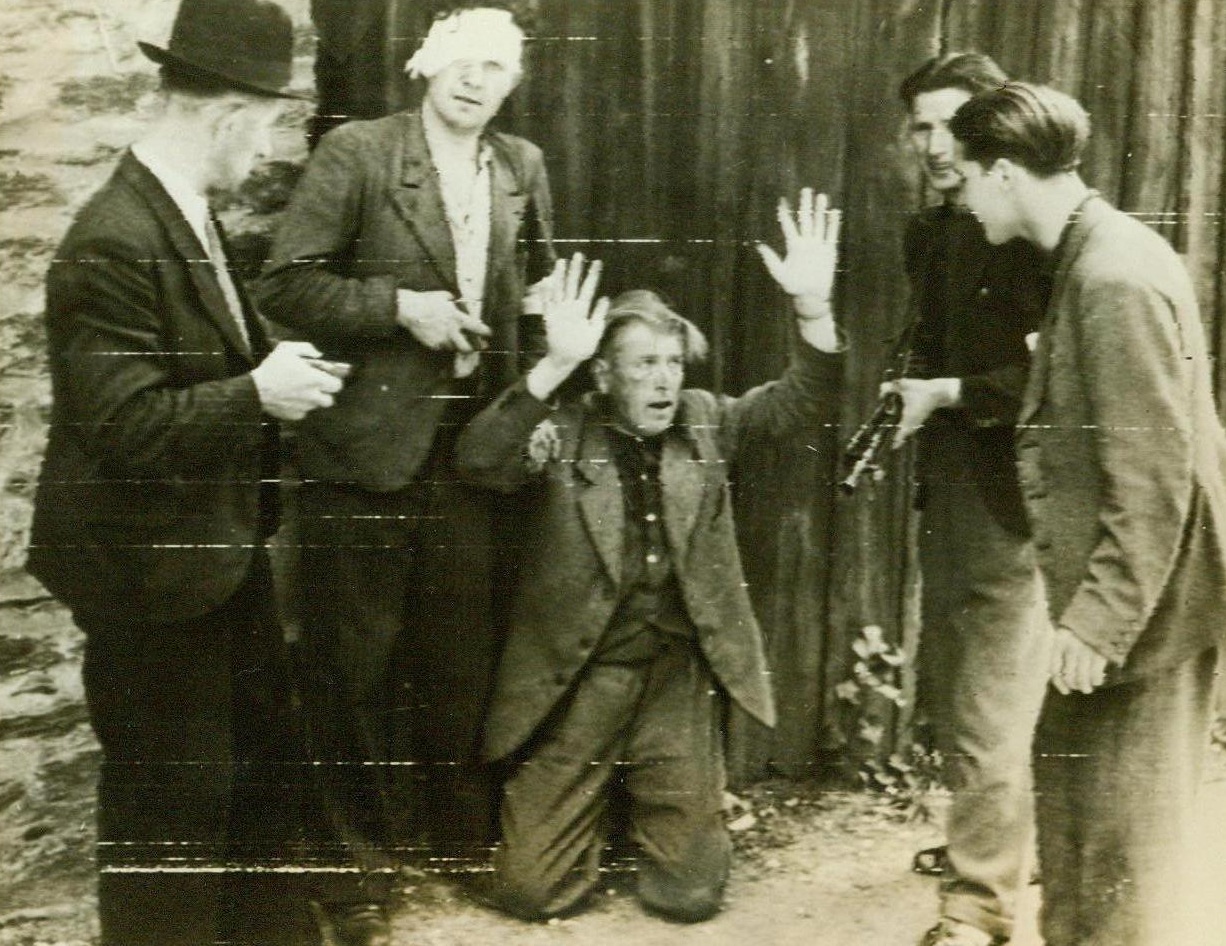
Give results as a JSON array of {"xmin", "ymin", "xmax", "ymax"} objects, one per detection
[
  {"xmin": 1077, "ymin": 0, "xmax": 1140, "ymax": 203},
  {"xmin": 1030, "ymin": 0, "xmax": 1085, "ymax": 90},
  {"xmin": 1182, "ymin": 0, "xmax": 1226, "ymax": 369},
  {"xmin": 820, "ymin": 0, "xmax": 941, "ymax": 766},
  {"xmin": 1120, "ymin": 0, "xmax": 1188, "ymax": 241}
]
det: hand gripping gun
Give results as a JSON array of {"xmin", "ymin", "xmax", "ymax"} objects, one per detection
[{"xmin": 838, "ymin": 318, "xmax": 918, "ymax": 494}]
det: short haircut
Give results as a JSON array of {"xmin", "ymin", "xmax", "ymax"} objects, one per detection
[
  {"xmin": 949, "ymin": 81, "xmax": 1091, "ymax": 177},
  {"xmin": 597, "ymin": 290, "xmax": 709, "ymax": 364},
  {"xmin": 898, "ymin": 52, "xmax": 1008, "ymax": 109}
]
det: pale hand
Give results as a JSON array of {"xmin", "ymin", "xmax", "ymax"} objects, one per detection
[
  {"xmin": 756, "ymin": 188, "xmax": 842, "ymax": 301},
  {"xmin": 396, "ymin": 289, "xmax": 491, "ymax": 353},
  {"xmin": 1047, "ymin": 625, "xmax": 1109, "ymax": 695},
  {"xmin": 526, "ymin": 254, "xmax": 609, "ymax": 401},
  {"xmin": 541, "ymin": 253, "xmax": 609, "ymax": 367},
  {"xmin": 882, "ymin": 377, "xmax": 961, "ymax": 448},
  {"xmin": 251, "ymin": 341, "xmax": 348, "ymax": 422}
]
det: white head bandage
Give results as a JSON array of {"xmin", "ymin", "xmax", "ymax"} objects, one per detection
[{"xmin": 404, "ymin": 8, "xmax": 524, "ymax": 80}]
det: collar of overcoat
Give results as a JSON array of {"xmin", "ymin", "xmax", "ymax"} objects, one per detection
[
  {"xmin": 118, "ymin": 152, "xmax": 260, "ymax": 362},
  {"xmin": 389, "ymin": 111, "xmax": 529, "ymax": 298},
  {"xmin": 1017, "ymin": 193, "xmax": 1106, "ymax": 427},
  {"xmin": 571, "ymin": 396, "xmax": 721, "ymax": 587}
]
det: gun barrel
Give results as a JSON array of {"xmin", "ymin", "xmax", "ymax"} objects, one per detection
[{"xmin": 839, "ymin": 391, "xmax": 902, "ymax": 494}]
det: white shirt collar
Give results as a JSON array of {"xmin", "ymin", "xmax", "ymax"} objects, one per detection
[{"xmin": 130, "ymin": 142, "xmax": 211, "ymax": 252}]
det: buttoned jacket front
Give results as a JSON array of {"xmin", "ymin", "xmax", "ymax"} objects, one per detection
[
  {"xmin": 28, "ymin": 153, "xmax": 278, "ymax": 626},
  {"xmin": 1016, "ymin": 196, "xmax": 1226, "ymax": 680},
  {"xmin": 259, "ymin": 110, "xmax": 555, "ymax": 490},
  {"xmin": 456, "ymin": 346, "xmax": 842, "ymax": 761}
]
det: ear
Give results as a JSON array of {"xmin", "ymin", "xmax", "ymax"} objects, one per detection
[
  {"xmin": 590, "ymin": 357, "xmax": 611, "ymax": 394},
  {"xmin": 991, "ymin": 157, "xmax": 1016, "ymax": 185}
]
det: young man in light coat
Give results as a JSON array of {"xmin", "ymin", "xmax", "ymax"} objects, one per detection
[{"xmin": 950, "ymin": 82, "xmax": 1226, "ymax": 946}]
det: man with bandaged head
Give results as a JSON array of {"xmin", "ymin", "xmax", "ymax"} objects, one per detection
[{"xmin": 260, "ymin": 6, "xmax": 555, "ymax": 943}]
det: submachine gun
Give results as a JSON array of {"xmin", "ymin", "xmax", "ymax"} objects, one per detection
[{"xmin": 838, "ymin": 318, "xmax": 919, "ymax": 494}]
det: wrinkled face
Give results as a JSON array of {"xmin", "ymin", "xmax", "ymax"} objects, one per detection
[
  {"xmin": 908, "ymin": 87, "xmax": 974, "ymax": 195},
  {"xmin": 593, "ymin": 322, "xmax": 686, "ymax": 437},
  {"xmin": 952, "ymin": 156, "xmax": 1016, "ymax": 245},
  {"xmin": 209, "ymin": 97, "xmax": 283, "ymax": 190},
  {"xmin": 423, "ymin": 58, "xmax": 518, "ymax": 133}
]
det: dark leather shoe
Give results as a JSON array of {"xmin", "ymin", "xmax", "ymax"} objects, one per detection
[{"xmin": 328, "ymin": 903, "xmax": 390, "ymax": 946}]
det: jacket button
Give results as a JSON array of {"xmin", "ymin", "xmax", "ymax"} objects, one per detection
[
  {"xmin": 553, "ymin": 671, "xmax": 568, "ymax": 686},
  {"xmin": 1035, "ymin": 537, "xmax": 1052, "ymax": 551}
]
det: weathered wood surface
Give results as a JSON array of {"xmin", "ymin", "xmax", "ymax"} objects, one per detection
[{"xmin": 327, "ymin": 0, "xmax": 1226, "ymax": 774}]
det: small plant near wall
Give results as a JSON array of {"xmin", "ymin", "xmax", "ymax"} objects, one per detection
[{"xmin": 836, "ymin": 624, "xmax": 942, "ymax": 821}]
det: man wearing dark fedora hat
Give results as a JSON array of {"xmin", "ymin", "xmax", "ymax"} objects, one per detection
[{"xmin": 26, "ymin": 2, "xmax": 342, "ymax": 944}]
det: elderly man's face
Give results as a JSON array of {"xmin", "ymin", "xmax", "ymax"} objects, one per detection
[
  {"xmin": 908, "ymin": 87, "xmax": 974, "ymax": 195},
  {"xmin": 423, "ymin": 57, "xmax": 518, "ymax": 133},
  {"xmin": 593, "ymin": 322, "xmax": 686, "ymax": 437}
]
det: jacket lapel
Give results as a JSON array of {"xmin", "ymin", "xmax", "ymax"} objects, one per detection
[
  {"xmin": 119, "ymin": 154, "xmax": 256, "ymax": 363},
  {"xmin": 487, "ymin": 139, "xmax": 529, "ymax": 288},
  {"xmin": 659, "ymin": 424, "xmax": 708, "ymax": 573},
  {"xmin": 573, "ymin": 418, "xmax": 624, "ymax": 587},
  {"xmin": 389, "ymin": 113, "xmax": 459, "ymax": 293}
]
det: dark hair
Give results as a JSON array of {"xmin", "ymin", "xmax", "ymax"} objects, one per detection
[
  {"xmin": 159, "ymin": 62, "xmax": 244, "ymax": 98},
  {"xmin": 949, "ymin": 82, "xmax": 1090, "ymax": 177},
  {"xmin": 597, "ymin": 290, "xmax": 709, "ymax": 364},
  {"xmin": 899, "ymin": 52, "xmax": 1008, "ymax": 109}
]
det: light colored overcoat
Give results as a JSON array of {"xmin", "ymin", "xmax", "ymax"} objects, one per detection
[{"xmin": 1016, "ymin": 195, "xmax": 1226, "ymax": 681}]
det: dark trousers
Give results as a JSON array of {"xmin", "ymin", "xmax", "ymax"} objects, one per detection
[
  {"xmin": 490, "ymin": 640, "xmax": 730, "ymax": 922},
  {"xmin": 295, "ymin": 475, "xmax": 507, "ymax": 898},
  {"xmin": 80, "ymin": 555, "xmax": 315, "ymax": 946},
  {"xmin": 1034, "ymin": 647, "xmax": 1218, "ymax": 946},
  {"xmin": 918, "ymin": 433, "xmax": 1050, "ymax": 940}
]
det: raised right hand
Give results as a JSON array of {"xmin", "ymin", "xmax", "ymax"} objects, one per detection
[
  {"xmin": 396, "ymin": 289, "xmax": 492, "ymax": 353},
  {"xmin": 250, "ymin": 341, "xmax": 348, "ymax": 421}
]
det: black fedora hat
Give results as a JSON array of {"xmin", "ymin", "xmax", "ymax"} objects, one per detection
[{"xmin": 138, "ymin": 0, "xmax": 305, "ymax": 100}]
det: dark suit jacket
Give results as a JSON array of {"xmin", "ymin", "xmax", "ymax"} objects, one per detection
[
  {"xmin": 904, "ymin": 204, "xmax": 1049, "ymax": 536},
  {"xmin": 259, "ymin": 110, "xmax": 556, "ymax": 490},
  {"xmin": 455, "ymin": 344, "xmax": 843, "ymax": 761},
  {"xmin": 27, "ymin": 153, "xmax": 278, "ymax": 626},
  {"xmin": 1017, "ymin": 195, "xmax": 1226, "ymax": 681}
]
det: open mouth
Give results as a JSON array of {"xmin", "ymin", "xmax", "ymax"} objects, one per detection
[{"xmin": 647, "ymin": 400, "xmax": 673, "ymax": 411}]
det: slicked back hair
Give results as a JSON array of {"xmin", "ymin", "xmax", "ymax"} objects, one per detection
[{"xmin": 949, "ymin": 81, "xmax": 1091, "ymax": 177}]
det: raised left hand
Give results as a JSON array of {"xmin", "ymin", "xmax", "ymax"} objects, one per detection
[{"xmin": 756, "ymin": 188, "xmax": 842, "ymax": 301}]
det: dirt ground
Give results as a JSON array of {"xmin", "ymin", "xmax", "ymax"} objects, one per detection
[{"xmin": 2, "ymin": 2, "xmax": 1226, "ymax": 945}]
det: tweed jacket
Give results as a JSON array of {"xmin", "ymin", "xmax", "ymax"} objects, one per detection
[
  {"xmin": 259, "ymin": 110, "xmax": 556, "ymax": 490},
  {"xmin": 27, "ymin": 153, "xmax": 278, "ymax": 626},
  {"xmin": 455, "ymin": 344, "xmax": 843, "ymax": 761},
  {"xmin": 1016, "ymin": 195, "xmax": 1226, "ymax": 681},
  {"xmin": 905, "ymin": 204, "xmax": 1049, "ymax": 536}
]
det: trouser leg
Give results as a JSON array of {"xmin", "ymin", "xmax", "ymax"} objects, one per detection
[
  {"xmin": 624, "ymin": 642, "xmax": 730, "ymax": 923},
  {"xmin": 395, "ymin": 474, "xmax": 505, "ymax": 867},
  {"xmin": 919, "ymin": 452, "xmax": 1047, "ymax": 940},
  {"xmin": 490, "ymin": 665, "xmax": 643, "ymax": 919},
  {"xmin": 1034, "ymin": 648, "xmax": 1217, "ymax": 946},
  {"xmin": 295, "ymin": 483, "xmax": 417, "ymax": 905},
  {"xmin": 81, "ymin": 559, "xmax": 308, "ymax": 946}
]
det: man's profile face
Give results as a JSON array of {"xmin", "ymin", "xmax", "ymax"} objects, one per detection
[
  {"xmin": 908, "ymin": 87, "xmax": 974, "ymax": 195},
  {"xmin": 594, "ymin": 321, "xmax": 686, "ymax": 438},
  {"xmin": 423, "ymin": 58, "xmax": 518, "ymax": 133},
  {"xmin": 209, "ymin": 97, "xmax": 284, "ymax": 191},
  {"xmin": 952, "ymin": 157, "xmax": 1014, "ymax": 245}
]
